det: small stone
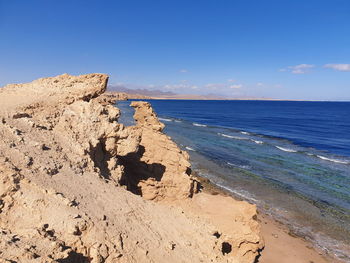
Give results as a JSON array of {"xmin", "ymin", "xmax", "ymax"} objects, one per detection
[
  {"xmin": 168, "ymin": 242, "xmax": 176, "ymax": 250},
  {"xmin": 24, "ymin": 156, "xmax": 33, "ymax": 166}
]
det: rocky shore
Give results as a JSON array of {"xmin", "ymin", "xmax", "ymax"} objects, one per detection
[{"xmin": 0, "ymin": 74, "xmax": 263, "ymax": 263}]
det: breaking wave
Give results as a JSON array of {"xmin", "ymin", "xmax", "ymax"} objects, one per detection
[
  {"xmin": 193, "ymin": 123, "xmax": 207, "ymax": 127},
  {"xmin": 185, "ymin": 146, "xmax": 196, "ymax": 151},
  {"xmin": 159, "ymin": 117, "xmax": 172, "ymax": 122},
  {"xmin": 316, "ymin": 155, "xmax": 349, "ymax": 164},
  {"xmin": 218, "ymin": 133, "xmax": 246, "ymax": 140},
  {"xmin": 275, "ymin": 146, "xmax": 298, "ymax": 153}
]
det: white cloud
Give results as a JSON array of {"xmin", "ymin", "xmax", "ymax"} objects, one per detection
[
  {"xmin": 280, "ymin": 64, "xmax": 314, "ymax": 74},
  {"xmin": 229, "ymin": 84, "xmax": 242, "ymax": 89},
  {"xmin": 179, "ymin": 69, "xmax": 188, "ymax": 73},
  {"xmin": 289, "ymin": 64, "xmax": 314, "ymax": 74},
  {"xmin": 164, "ymin": 84, "xmax": 185, "ymax": 90},
  {"xmin": 324, "ymin": 64, "xmax": 350, "ymax": 72},
  {"xmin": 227, "ymin": 79, "xmax": 235, "ymax": 83},
  {"xmin": 256, "ymin": 82, "xmax": 264, "ymax": 87},
  {"xmin": 204, "ymin": 83, "xmax": 226, "ymax": 89}
]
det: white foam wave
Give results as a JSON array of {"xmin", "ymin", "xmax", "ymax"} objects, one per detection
[
  {"xmin": 174, "ymin": 120, "xmax": 182, "ymax": 123},
  {"xmin": 240, "ymin": 131, "xmax": 250, "ymax": 135},
  {"xmin": 216, "ymin": 184, "xmax": 259, "ymax": 203},
  {"xmin": 252, "ymin": 140, "xmax": 263, "ymax": 144},
  {"xmin": 159, "ymin": 117, "xmax": 172, "ymax": 122},
  {"xmin": 316, "ymin": 155, "xmax": 349, "ymax": 164},
  {"xmin": 227, "ymin": 162, "xmax": 250, "ymax": 169},
  {"xmin": 193, "ymin": 123, "xmax": 207, "ymax": 127},
  {"xmin": 185, "ymin": 146, "xmax": 196, "ymax": 151},
  {"xmin": 275, "ymin": 146, "xmax": 297, "ymax": 153},
  {"xmin": 218, "ymin": 133, "xmax": 246, "ymax": 140}
]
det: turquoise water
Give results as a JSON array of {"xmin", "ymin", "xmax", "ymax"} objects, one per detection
[{"xmin": 117, "ymin": 100, "xmax": 350, "ymax": 261}]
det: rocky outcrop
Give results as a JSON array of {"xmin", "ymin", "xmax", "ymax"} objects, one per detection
[
  {"xmin": 0, "ymin": 73, "xmax": 263, "ymax": 263},
  {"xmin": 121, "ymin": 101, "xmax": 198, "ymax": 201}
]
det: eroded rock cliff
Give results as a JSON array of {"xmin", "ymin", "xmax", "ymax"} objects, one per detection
[{"xmin": 0, "ymin": 73, "xmax": 263, "ymax": 263}]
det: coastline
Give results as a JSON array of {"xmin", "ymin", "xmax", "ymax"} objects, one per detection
[
  {"xmin": 196, "ymin": 176, "xmax": 342, "ymax": 263},
  {"xmin": 106, "ymin": 91, "xmax": 350, "ymax": 102},
  {"xmin": 116, "ymin": 97, "xmax": 350, "ymax": 262},
  {"xmin": 0, "ymin": 74, "xmax": 263, "ymax": 262},
  {"xmin": 0, "ymin": 74, "xmax": 347, "ymax": 262}
]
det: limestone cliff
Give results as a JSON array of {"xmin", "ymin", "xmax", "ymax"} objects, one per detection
[
  {"xmin": 119, "ymin": 101, "xmax": 198, "ymax": 201},
  {"xmin": 0, "ymin": 74, "xmax": 263, "ymax": 263}
]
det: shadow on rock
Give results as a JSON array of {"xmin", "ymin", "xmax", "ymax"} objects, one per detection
[{"xmin": 119, "ymin": 145, "xmax": 166, "ymax": 196}]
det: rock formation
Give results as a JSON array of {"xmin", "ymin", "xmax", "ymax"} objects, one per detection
[
  {"xmin": 0, "ymin": 73, "xmax": 263, "ymax": 262},
  {"xmin": 119, "ymin": 101, "xmax": 198, "ymax": 201}
]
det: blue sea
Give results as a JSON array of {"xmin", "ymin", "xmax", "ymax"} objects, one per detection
[{"xmin": 117, "ymin": 100, "xmax": 350, "ymax": 261}]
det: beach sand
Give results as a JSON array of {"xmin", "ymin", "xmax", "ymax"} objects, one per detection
[
  {"xmin": 258, "ymin": 213, "xmax": 340, "ymax": 263},
  {"xmin": 197, "ymin": 177, "xmax": 340, "ymax": 263}
]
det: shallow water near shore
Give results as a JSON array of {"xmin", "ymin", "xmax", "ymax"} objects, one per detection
[{"xmin": 117, "ymin": 100, "xmax": 350, "ymax": 261}]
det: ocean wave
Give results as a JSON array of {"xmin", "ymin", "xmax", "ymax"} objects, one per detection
[
  {"xmin": 216, "ymin": 183, "xmax": 259, "ymax": 203},
  {"xmin": 185, "ymin": 146, "xmax": 196, "ymax": 151},
  {"xmin": 193, "ymin": 123, "xmax": 207, "ymax": 127},
  {"xmin": 316, "ymin": 155, "xmax": 349, "ymax": 164},
  {"xmin": 159, "ymin": 117, "xmax": 172, "ymax": 122},
  {"xmin": 218, "ymin": 133, "xmax": 246, "ymax": 140},
  {"xmin": 240, "ymin": 131, "xmax": 250, "ymax": 135},
  {"xmin": 174, "ymin": 120, "xmax": 182, "ymax": 123},
  {"xmin": 252, "ymin": 140, "xmax": 263, "ymax": 144},
  {"xmin": 275, "ymin": 146, "xmax": 298, "ymax": 153},
  {"xmin": 227, "ymin": 162, "xmax": 250, "ymax": 169}
]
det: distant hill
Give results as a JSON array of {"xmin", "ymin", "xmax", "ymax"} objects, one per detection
[
  {"xmin": 108, "ymin": 85, "xmax": 176, "ymax": 97},
  {"xmin": 108, "ymin": 85, "xmax": 229, "ymax": 100},
  {"xmin": 108, "ymin": 85, "xmax": 274, "ymax": 100}
]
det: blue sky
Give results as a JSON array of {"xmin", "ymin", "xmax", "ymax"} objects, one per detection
[{"xmin": 0, "ymin": 0, "xmax": 349, "ymax": 100}]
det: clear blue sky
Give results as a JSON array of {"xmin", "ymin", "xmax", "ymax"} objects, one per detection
[{"xmin": 1, "ymin": 0, "xmax": 349, "ymax": 100}]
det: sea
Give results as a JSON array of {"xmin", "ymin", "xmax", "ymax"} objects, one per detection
[{"xmin": 116, "ymin": 100, "xmax": 350, "ymax": 261}]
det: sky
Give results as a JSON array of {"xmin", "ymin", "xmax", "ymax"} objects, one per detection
[{"xmin": 0, "ymin": 0, "xmax": 349, "ymax": 100}]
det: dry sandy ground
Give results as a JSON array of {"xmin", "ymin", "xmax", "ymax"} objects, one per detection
[
  {"xmin": 198, "ymin": 179, "xmax": 341, "ymax": 263},
  {"xmin": 0, "ymin": 73, "xmax": 263, "ymax": 263},
  {"xmin": 258, "ymin": 213, "xmax": 341, "ymax": 263}
]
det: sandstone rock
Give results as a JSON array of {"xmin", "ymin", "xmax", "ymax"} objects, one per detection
[
  {"xmin": 120, "ymin": 101, "xmax": 198, "ymax": 201},
  {"xmin": 0, "ymin": 73, "xmax": 263, "ymax": 262}
]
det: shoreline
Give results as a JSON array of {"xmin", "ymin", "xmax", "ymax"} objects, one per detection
[
  {"xmin": 0, "ymin": 74, "xmax": 264, "ymax": 262},
  {"xmin": 0, "ymin": 74, "xmax": 346, "ymax": 262},
  {"xmin": 107, "ymin": 91, "xmax": 350, "ymax": 102},
  {"xmin": 117, "ymin": 98, "xmax": 350, "ymax": 262},
  {"xmin": 196, "ymin": 176, "xmax": 342, "ymax": 263}
]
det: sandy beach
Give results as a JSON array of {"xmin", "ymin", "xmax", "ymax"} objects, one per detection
[{"xmin": 197, "ymin": 177, "xmax": 342, "ymax": 263}]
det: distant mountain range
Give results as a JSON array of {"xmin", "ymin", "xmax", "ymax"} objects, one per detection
[
  {"xmin": 107, "ymin": 85, "xmax": 276, "ymax": 100},
  {"xmin": 108, "ymin": 85, "xmax": 176, "ymax": 97},
  {"xmin": 107, "ymin": 85, "xmax": 228, "ymax": 100}
]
